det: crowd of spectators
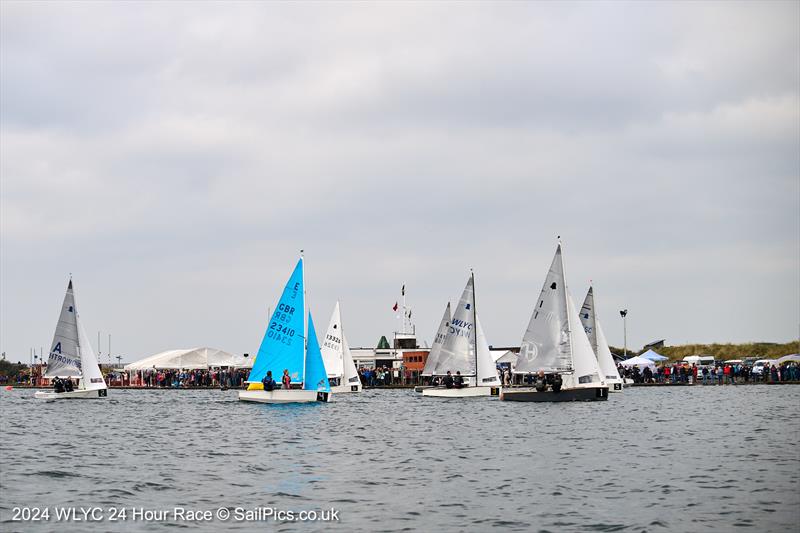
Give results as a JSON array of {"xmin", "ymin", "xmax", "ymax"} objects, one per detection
[{"xmin": 620, "ymin": 361, "xmax": 799, "ymax": 384}]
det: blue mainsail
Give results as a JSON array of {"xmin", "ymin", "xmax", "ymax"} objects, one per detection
[
  {"xmin": 304, "ymin": 313, "xmax": 331, "ymax": 392},
  {"xmin": 247, "ymin": 258, "xmax": 306, "ymax": 384}
]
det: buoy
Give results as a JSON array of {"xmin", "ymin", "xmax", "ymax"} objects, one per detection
[{"xmin": 4, "ymin": 386, "xmax": 12, "ymax": 391}]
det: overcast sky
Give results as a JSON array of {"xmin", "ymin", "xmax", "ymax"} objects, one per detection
[{"xmin": 1, "ymin": 1, "xmax": 798, "ymax": 364}]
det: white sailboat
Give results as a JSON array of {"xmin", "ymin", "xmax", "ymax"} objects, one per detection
[
  {"xmin": 34, "ymin": 279, "xmax": 107, "ymax": 400},
  {"xmin": 320, "ymin": 302, "xmax": 362, "ymax": 394},
  {"xmin": 423, "ymin": 273, "xmax": 501, "ymax": 398},
  {"xmin": 414, "ymin": 302, "xmax": 451, "ymax": 392},
  {"xmin": 579, "ymin": 286, "xmax": 624, "ymax": 392},
  {"xmin": 238, "ymin": 255, "xmax": 332, "ymax": 404},
  {"xmin": 502, "ymin": 242, "xmax": 608, "ymax": 402}
]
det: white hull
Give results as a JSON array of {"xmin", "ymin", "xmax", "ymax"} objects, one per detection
[
  {"xmin": 238, "ymin": 389, "xmax": 331, "ymax": 404},
  {"xmin": 34, "ymin": 388, "xmax": 107, "ymax": 400},
  {"xmin": 331, "ymin": 382, "xmax": 362, "ymax": 394},
  {"xmin": 422, "ymin": 386, "xmax": 499, "ymax": 398}
]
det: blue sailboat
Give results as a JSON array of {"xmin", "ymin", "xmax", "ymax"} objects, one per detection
[{"xmin": 238, "ymin": 255, "xmax": 331, "ymax": 403}]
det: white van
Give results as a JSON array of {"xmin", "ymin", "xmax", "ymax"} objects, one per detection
[
  {"xmin": 682, "ymin": 355, "xmax": 716, "ymax": 377},
  {"xmin": 751, "ymin": 359, "xmax": 773, "ymax": 376}
]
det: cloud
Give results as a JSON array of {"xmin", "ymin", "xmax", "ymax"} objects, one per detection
[{"xmin": 1, "ymin": 1, "xmax": 797, "ymax": 361}]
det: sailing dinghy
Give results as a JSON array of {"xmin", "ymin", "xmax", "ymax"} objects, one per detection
[
  {"xmin": 501, "ymin": 242, "xmax": 608, "ymax": 402},
  {"xmin": 579, "ymin": 286, "xmax": 623, "ymax": 392},
  {"xmin": 414, "ymin": 302, "xmax": 451, "ymax": 392},
  {"xmin": 34, "ymin": 279, "xmax": 107, "ymax": 400},
  {"xmin": 422, "ymin": 273, "xmax": 501, "ymax": 398},
  {"xmin": 320, "ymin": 302, "xmax": 362, "ymax": 393},
  {"xmin": 238, "ymin": 256, "xmax": 331, "ymax": 404}
]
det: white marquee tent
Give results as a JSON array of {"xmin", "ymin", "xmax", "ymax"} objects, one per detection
[
  {"xmin": 124, "ymin": 347, "xmax": 253, "ymax": 371},
  {"xmin": 619, "ymin": 356, "xmax": 657, "ymax": 370}
]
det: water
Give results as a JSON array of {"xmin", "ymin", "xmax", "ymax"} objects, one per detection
[{"xmin": 1, "ymin": 386, "xmax": 798, "ymax": 532}]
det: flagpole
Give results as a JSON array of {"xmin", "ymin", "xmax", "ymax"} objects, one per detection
[{"xmin": 402, "ymin": 282, "xmax": 407, "ymax": 334}]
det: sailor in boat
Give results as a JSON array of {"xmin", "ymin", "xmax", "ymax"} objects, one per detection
[
  {"xmin": 548, "ymin": 373, "xmax": 562, "ymax": 392},
  {"xmin": 524, "ymin": 372, "xmax": 535, "ymax": 385},
  {"xmin": 453, "ymin": 371, "xmax": 464, "ymax": 389},
  {"xmin": 534, "ymin": 371, "xmax": 547, "ymax": 392},
  {"xmin": 281, "ymin": 369, "xmax": 291, "ymax": 389},
  {"xmin": 63, "ymin": 378, "xmax": 74, "ymax": 393},
  {"xmin": 53, "ymin": 377, "xmax": 65, "ymax": 393},
  {"xmin": 262, "ymin": 371, "xmax": 277, "ymax": 392},
  {"xmin": 443, "ymin": 371, "xmax": 454, "ymax": 389}
]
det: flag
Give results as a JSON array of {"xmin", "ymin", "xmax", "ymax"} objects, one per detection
[
  {"xmin": 401, "ymin": 284, "xmax": 405, "ymax": 296},
  {"xmin": 392, "ymin": 302, "xmax": 398, "ymax": 312}
]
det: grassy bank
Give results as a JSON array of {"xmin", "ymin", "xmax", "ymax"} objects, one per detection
[{"xmin": 609, "ymin": 341, "xmax": 799, "ymax": 362}]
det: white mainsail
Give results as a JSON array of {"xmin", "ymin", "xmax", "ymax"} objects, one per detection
[
  {"xmin": 433, "ymin": 276, "xmax": 477, "ymax": 377},
  {"xmin": 580, "ymin": 287, "xmax": 622, "ymax": 384},
  {"xmin": 514, "ymin": 245, "xmax": 572, "ymax": 374},
  {"xmin": 44, "ymin": 280, "xmax": 83, "ymax": 379},
  {"xmin": 321, "ymin": 302, "xmax": 345, "ymax": 379},
  {"xmin": 421, "ymin": 302, "xmax": 451, "ymax": 376}
]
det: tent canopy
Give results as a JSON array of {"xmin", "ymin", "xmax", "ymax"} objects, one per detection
[
  {"xmin": 620, "ymin": 356, "xmax": 657, "ymax": 369},
  {"xmin": 124, "ymin": 347, "xmax": 252, "ymax": 371},
  {"xmin": 491, "ymin": 350, "xmax": 517, "ymax": 364},
  {"xmin": 776, "ymin": 354, "xmax": 800, "ymax": 364},
  {"xmin": 640, "ymin": 348, "xmax": 668, "ymax": 361}
]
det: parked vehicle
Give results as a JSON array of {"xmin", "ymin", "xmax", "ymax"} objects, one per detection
[
  {"xmin": 682, "ymin": 355, "xmax": 716, "ymax": 382},
  {"xmin": 751, "ymin": 359, "xmax": 774, "ymax": 376}
]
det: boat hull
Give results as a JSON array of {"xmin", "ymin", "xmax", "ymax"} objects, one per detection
[
  {"xmin": 414, "ymin": 385, "xmax": 435, "ymax": 393},
  {"xmin": 500, "ymin": 386, "xmax": 608, "ymax": 402},
  {"xmin": 422, "ymin": 386, "xmax": 500, "ymax": 398},
  {"xmin": 238, "ymin": 389, "xmax": 331, "ymax": 404},
  {"xmin": 331, "ymin": 382, "xmax": 362, "ymax": 394},
  {"xmin": 34, "ymin": 388, "xmax": 107, "ymax": 400}
]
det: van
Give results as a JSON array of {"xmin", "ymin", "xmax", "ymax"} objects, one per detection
[
  {"xmin": 682, "ymin": 355, "xmax": 716, "ymax": 377},
  {"xmin": 751, "ymin": 359, "xmax": 773, "ymax": 376}
]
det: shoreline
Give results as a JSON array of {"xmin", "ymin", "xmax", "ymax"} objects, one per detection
[{"xmin": 4, "ymin": 381, "xmax": 800, "ymax": 390}]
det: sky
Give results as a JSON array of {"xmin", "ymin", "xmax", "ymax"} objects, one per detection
[{"xmin": 1, "ymin": 1, "xmax": 798, "ymax": 364}]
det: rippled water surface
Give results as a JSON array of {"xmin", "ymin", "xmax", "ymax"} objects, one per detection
[{"xmin": 1, "ymin": 386, "xmax": 798, "ymax": 532}]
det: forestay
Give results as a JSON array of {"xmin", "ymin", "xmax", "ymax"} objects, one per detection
[
  {"xmin": 421, "ymin": 302, "xmax": 451, "ymax": 376},
  {"xmin": 44, "ymin": 280, "xmax": 83, "ymax": 379},
  {"xmin": 246, "ymin": 259, "xmax": 306, "ymax": 384},
  {"xmin": 433, "ymin": 276, "xmax": 477, "ymax": 377}
]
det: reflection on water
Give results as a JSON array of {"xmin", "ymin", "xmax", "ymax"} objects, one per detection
[{"xmin": 1, "ymin": 386, "xmax": 798, "ymax": 532}]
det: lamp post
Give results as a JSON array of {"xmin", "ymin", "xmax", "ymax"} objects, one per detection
[{"xmin": 619, "ymin": 309, "xmax": 628, "ymax": 358}]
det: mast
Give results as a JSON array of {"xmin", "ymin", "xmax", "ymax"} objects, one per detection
[
  {"xmin": 338, "ymin": 301, "xmax": 345, "ymax": 372},
  {"xmin": 559, "ymin": 237, "xmax": 574, "ymax": 372},
  {"xmin": 72, "ymin": 279, "xmax": 85, "ymax": 387},
  {"xmin": 471, "ymin": 270, "xmax": 478, "ymax": 384},
  {"xmin": 301, "ymin": 250, "xmax": 307, "ymax": 386}
]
